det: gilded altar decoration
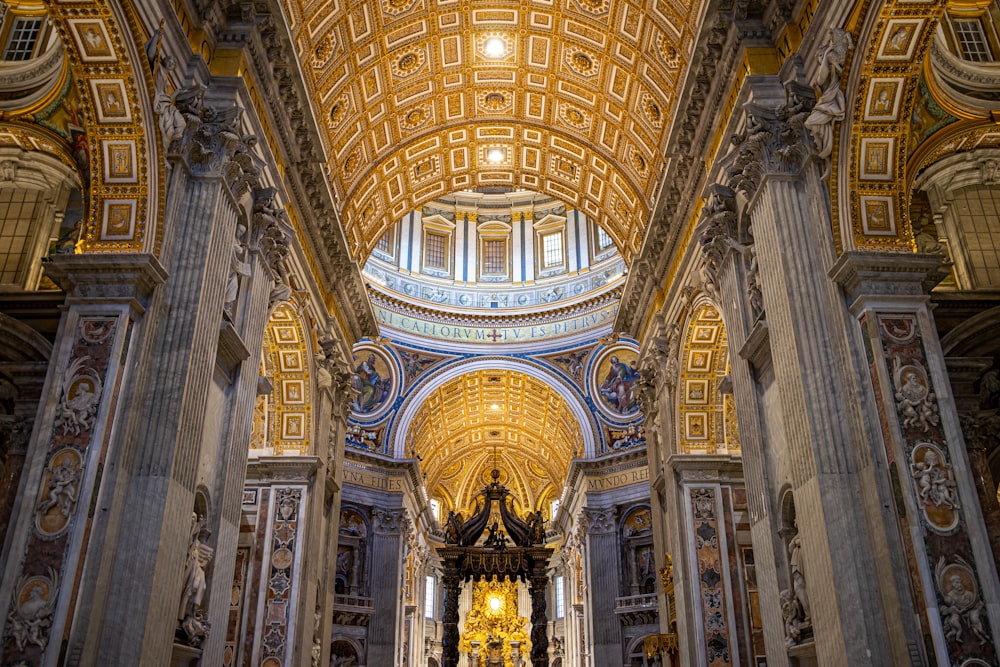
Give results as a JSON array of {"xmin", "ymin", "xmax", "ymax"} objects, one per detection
[{"xmin": 459, "ymin": 577, "xmax": 530, "ymax": 667}]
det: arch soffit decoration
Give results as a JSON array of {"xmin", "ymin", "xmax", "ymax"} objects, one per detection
[
  {"xmin": 253, "ymin": 303, "xmax": 315, "ymax": 455},
  {"xmin": 281, "ymin": 0, "xmax": 707, "ymax": 264},
  {"xmin": 38, "ymin": 0, "xmax": 159, "ymax": 253},
  {"xmin": 675, "ymin": 298, "xmax": 738, "ymax": 454},
  {"xmin": 837, "ymin": 0, "xmax": 950, "ymax": 252},
  {"xmin": 403, "ymin": 367, "xmax": 585, "ymax": 513},
  {"xmin": 389, "ymin": 355, "xmax": 599, "ymax": 458}
]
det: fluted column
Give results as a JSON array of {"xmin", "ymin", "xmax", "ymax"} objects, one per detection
[
  {"xmin": 43, "ymin": 78, "xmax": 276, "ymax": 666},
  {"xmin": 316, "ymin": 358, "xmax": 354, "ymax": 667},
  {"xmin": 582, "ymin": 507, "xmax": 620, "ymax": 667},
  {"xmin": 705, "ymin": 74, "xmax": 924, "ymax": 664}
]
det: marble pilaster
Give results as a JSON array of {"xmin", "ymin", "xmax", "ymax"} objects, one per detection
[
  {"xmin": 707, "ymin": 75, "xmax": 924, "ymax": 665},
  {"xmin": 244, "ymin": 456, "xmax": 321, "ymax": 667},
  {"xmin": 582, "ymin": 506, "xmax": 621, "ymax": 666},
  {"xmin": 0, "ymin": 253, "xmax": 165, "ymax": 667},
  {"xmin": 833, "ymin": 251, "xmax": 1000, "ymax": 666},
  {"xmin": 52, "ymin": 78, "xmax": 273, "ymax": 666},
  {"xmin": 367, "ymin": 507, "xmax": 410, "ymax": 665}
]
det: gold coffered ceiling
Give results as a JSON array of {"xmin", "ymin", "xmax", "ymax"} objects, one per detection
[
  {"xmin": 286, "ymin": 0, "xmax": 701, "ymax": 263},
  {"xmin": 408, "ymin": 369, "xmax": 583, "ymax": 513}
]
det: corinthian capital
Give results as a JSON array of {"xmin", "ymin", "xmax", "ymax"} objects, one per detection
[
  {"xmin": 582, "ymin": 507, "xmax": 616, "ymax": 535},
  {"xmin": 724, "ymin": 95, "xmax": 812, "ymax": 200}
]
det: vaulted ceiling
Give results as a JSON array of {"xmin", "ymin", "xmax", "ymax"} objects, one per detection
[
  {"xmin": 285, "ymin": 0, "xmax": 703, "ymax": 264},
  {"xmin": 408, "ymin": 369, "xmax": 583, "ymax": 513}
]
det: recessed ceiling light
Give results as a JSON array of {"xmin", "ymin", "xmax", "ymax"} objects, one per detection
[
  {"xmin": 490, "ymin": 403, "xmax": 500, "ymax": 410},
  {"xmin": 484, "ymin": 37, "xmax": 506, "ymax": 58},
  {"xmin": 486, "ymin": 148, "xmax": 504, "ymax": 164}
]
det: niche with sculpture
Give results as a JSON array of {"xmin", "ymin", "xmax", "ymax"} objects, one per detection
[
  {"xmin": 335, "ymin": 508, "xmax": 369, "ymax": 596},
  {"xmin": 778, "ymin": 491, "xmax": 811, "ymax": 649},
  {"xmin": 176, "ymin": 493, "xmax": 214, "ymax": 650},
  {"xmin": 621, "ymin": 506, "xmax": 656, "ymax": 596}
]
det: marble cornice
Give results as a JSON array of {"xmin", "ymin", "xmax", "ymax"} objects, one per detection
[
  {"xmin": 615, "ymin": 0, "xmax": 744, "ymax": 337},
  {"xmin": 830, "ymin": 251, "xmax": 945, "ymax": 307},
  {"xmin": 368, "ymin": 286, "xmax": 622, "ymax": 328},
  {"xmin": 666, "ymin": 453, "xmax": 744, "ymax": 482},
  {"xmin": 344, "ymin": 449, "xmax": 424, "ymax": 492},
  {"xmin": 213, "ymin": 0, "xmax": 377, "ymax": 341},
  {"xmin": 245, "ymin": 455, "xmax": 322, "ymax": 482},
  {"xmin": 563, "ymin": 447, "xmax": 648, "ymax": 491},
  {"xmin": 42, "ymin": 253, "xmax": 168, "ymax": 312}
]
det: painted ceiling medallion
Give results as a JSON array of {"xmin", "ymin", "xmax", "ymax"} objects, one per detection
[{"xmin": 590, "ymin": 345, "xmax": 642, "ymax": 420}]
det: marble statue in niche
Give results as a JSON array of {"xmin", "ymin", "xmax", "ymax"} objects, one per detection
[
  {"xmin": 779, "ymin": 514, "xmax": 812, "ymax": 647},
  {"xmin": 178, "ymin": 512, "xmax": 213, "ymax": 647}
]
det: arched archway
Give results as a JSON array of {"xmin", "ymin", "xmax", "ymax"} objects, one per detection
[
  {"xmin": 676, "ymin": 301, "xmax": 739, "ymax": 454},
  {"xmin": 252, "ymin": 303, "xmax": 315, "ymax": 456}
]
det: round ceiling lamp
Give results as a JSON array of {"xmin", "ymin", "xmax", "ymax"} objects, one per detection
[
  {"xmin": 484, "ymin": 36, "xmax": 506, "ymax": 58},
  {"xmin": 486, "ymin": 148, "xmax": 504, "ymax": 164}
]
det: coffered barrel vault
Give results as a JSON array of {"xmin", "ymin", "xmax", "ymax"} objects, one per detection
[
  {"xmin": 285, "ymin": 0, "xmax": 703, "ymax": 262},
  {"xmin": 408, "ymin": 369, "xmax": 582, "ymax": 514}
]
